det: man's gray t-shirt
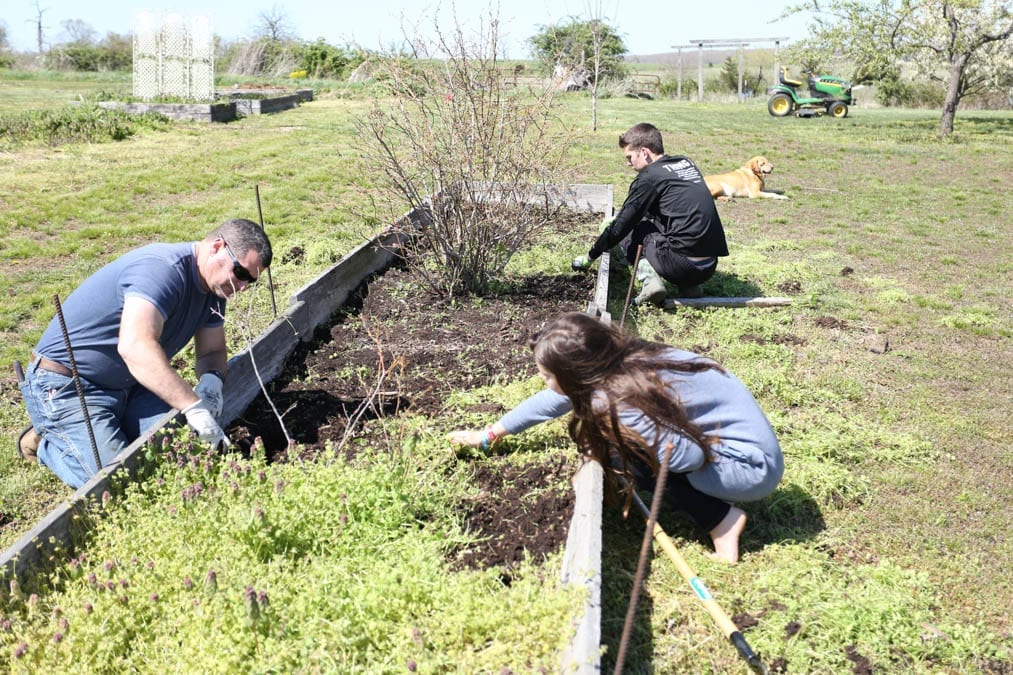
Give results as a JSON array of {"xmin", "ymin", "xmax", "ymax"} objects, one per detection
[{"xmin": 35, "ymin": 242, "xmax": 225, "ymax": 390}]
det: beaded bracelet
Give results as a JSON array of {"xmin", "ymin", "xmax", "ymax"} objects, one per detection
[{"xmin": 479, "ymin": 425, "xmax": 498, "ymax": 452}]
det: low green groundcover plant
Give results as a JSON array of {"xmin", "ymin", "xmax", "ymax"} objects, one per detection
[
  {"xmin": 0, "ymin": 105, "xmax": 169, "ymax": 148},
  {"xmin": 1, "ymin": 431, "xmax": 582, "ymax": 671}
]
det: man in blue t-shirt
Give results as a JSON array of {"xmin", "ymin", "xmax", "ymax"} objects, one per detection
[
  {"xmin": 17, "ymin": 218, "xmax": 272, "ymax": 488},
  {"xmin": 572, "ymin": 122, "xmax": 728, "ymax": 305}
]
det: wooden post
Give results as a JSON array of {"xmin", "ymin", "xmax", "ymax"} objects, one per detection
[{"xmin": 663, "ymin": 296, "xmax": 793, "ymax": 310}]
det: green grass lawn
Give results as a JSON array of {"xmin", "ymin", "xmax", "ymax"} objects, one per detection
[{"xmin": 1, "ymin": 71, "xmax": 1010, "ymax": 671}]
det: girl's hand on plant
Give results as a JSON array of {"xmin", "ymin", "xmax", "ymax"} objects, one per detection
[{"xmin": 447, "ymin": 429, "xmax": 482, "ymax": 448}]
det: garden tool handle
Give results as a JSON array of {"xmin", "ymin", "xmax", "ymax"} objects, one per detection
[
  {"xmin": 14, "ymin": 360, "xmax": 25, "ymax": 384},
  {"xmin": 626, "ymin": 485, "xmax": 769, "ymax": 675}
]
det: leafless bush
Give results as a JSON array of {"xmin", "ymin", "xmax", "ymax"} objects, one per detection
[{"xmin": 355, "ymin": 9, "xmax": 576, "ymax": 298}]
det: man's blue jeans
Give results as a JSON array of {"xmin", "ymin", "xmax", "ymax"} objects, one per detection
[{"xmin": 19, "ymin": 361, "xmax": 171, "ymax": 489}]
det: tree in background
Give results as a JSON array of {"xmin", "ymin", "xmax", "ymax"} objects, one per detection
[
  {"xmin": 787, "ymin": 0, "xmax": 1012, "ymax": 137},
  {"xmin": 256, "ymin": 5, "xmax": 296, "ymax": 43},
  {"xmin": 41, "ymin": 18, "xmax": 131, "ymax": 72},
  {"xmin": 716, "ymin": 56, "xmax": 765, "ymax": 96},
  {"xmin": 30, "ymin": 0, "xmax": 47, "ymax": 55},
  {"xmin": 0, "ymin": 21, "xmax": 12, "ymax": 68},
  {"xmin": 528, "ymin": 18, "xmax": 627, "ymax": 86}
]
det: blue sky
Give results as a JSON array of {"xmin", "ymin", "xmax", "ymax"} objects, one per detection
[{"xmin": 3, "ymin": 1, "xmax": 811, "ymax": 57}]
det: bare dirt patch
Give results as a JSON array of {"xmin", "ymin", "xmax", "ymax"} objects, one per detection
[{"xmin": 228, "ymin": 227, "xmax": 597, "ymax": 570}]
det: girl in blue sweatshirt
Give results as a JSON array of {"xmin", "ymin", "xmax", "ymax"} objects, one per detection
[{"xmin": 450, "ymin": 312, "xmax": 783, "ymax": 562}]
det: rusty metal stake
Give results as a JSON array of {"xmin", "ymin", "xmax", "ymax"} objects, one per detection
[
  {"xmin": 255, "ymin": 184, "xmax": 278, "ymax": 317},
  {"xmin": 613, "ymin": 442, "xmax": 673, "ymax": 674},
  {"xmin": 53, "ymin": 294, "xmax": 102, "ymax": 473},
  {"xmin": 619, "ymin": 244, "xmax": 643, "ymax": 329}
]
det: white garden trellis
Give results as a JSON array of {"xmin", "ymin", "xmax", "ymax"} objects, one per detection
[{"xmin": 133, "ymin": 11, "xmax": 214, "ymax": 101}]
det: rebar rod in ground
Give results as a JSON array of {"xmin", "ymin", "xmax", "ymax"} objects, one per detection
[
  {"xmin": 53, "ymin": 294, "xmax": 102, "ymax": 473},
  {"xmin": 619, "ymin": 244, "xmax": 643, "ymax": 329},
  {"xmin": 255, "ymin": 185, "xmax": 278, "ymax": 317},
  {"xmin": 612, "ymin": 442, "xmax": 674, "ymax": 674}
]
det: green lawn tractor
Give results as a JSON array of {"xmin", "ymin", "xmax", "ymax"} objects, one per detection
[{"xmin": 767, "ymin": 68, "xmax": 854, "ymax": 118}]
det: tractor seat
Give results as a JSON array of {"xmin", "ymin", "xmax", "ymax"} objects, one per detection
[{"xmin": 779, "ymin": 68, "xmax": 803, "ymax": 87}]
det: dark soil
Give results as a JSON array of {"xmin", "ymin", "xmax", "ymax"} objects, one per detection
[{"xmin": 228, "ymin": 240, "xmax": 597, "ymax": 571}]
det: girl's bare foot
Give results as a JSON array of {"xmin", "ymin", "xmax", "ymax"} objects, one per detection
[{"xmin": 709, "ymin": 506, "xmax": 747, "ymax": 563}]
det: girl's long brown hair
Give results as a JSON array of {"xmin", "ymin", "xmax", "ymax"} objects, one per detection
[{"xmin": 532, "ymin": 312, "xmax": 722, "ymax": 507}]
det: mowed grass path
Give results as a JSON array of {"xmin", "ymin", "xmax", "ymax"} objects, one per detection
[{"xmin": 1, "ymin": 75, "xmax": 1010, "ymax": 669}]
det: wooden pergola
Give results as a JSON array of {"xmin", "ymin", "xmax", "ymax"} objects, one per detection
[{"xmin": 671, "ymin": 36, "xmax": 791, "ymax": 101}]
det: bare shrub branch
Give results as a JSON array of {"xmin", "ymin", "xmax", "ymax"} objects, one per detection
[{"xmin": 356, "ymin": 6, "xmax": 577, "ymax": 298}]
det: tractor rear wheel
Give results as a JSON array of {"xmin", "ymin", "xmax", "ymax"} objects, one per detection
[
  {"xmin": 768, "ymin": 93, "xmax": 794, "ymax": 117},
  {"xmin": 828, "ymin": 101, "xmax": 849, "ymax": 118}
]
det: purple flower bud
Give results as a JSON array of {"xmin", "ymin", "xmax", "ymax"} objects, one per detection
[
  {"xmin": 53, "ymin": 632, "xmax": 63, "ymax": 643},
  {"xmin": 407, "ymin": 660, "xmax": 417, "ymax": 672},
  {"xmin": 120, "ymin": 579, "xmax": 129, "ymax": 589},
  {"xmin": 257, "ymin": 590, "xmax": 269, "ymax": 608},
  {"xmin": 150, "ymin": 593, "xmax": 159, "ymax": 602},
  {"xmin": 147, "ymin": 561, "xmax": 155, "ymax": 570},
  {"xmin": 104, "ymin": 560, "xmax": 116, "ymax": 572},
  {"xmin": 258, "ymin": 470, "xmax": 267, "ymax": 482},
  {"xmin": 204, "ymin": 569, "xmax": 218, "ymax": 594},
  {"xmin": 87, "ymin": 572, "xmax": 97, "ymax": 586},
  {"xmin": 83, "ymin": 603, "xmax": 93, "ymax": 614},
  {"xmin": 183, "ymin": 577, "xmax": 194, "ymax": 590},
  {"xmin": 14, "ymin": 642, "xmax": 28, "ymax": 658}
]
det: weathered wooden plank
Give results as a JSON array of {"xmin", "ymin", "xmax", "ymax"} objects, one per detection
[
  {"xmin": 291, "ymin": 229, "xmax": 411, "ymax": 334},
  {"xmin": 559, "ymin": 460, "xmax": 604, "ymax": 674},
  {"xmin": 0, "ymin": 409, "xmax": 177, "ymax": 583},
  {"xmin": 663, "ymin": 296, "xmax": 793, "ymax": 310},
  {"xmin": 219, "ymin": 310, "xmax": 304, "ymax": 426}
]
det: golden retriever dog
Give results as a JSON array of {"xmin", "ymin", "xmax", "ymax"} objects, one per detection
[{"xmin": 704, "ymin": 156, "xmax": 788, "ymax": 200}]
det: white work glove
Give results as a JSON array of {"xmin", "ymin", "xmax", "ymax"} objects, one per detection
[
  {"xmin": 571, "ymin": 254, "xmax": 592, "ymax": 272},
  {"xmin": 194, "ymin": 372, "xmax": 224, "ymax": 419},
  {"xmin": 182, "ymin": 400, "xmax": 227, "ymax": 450}
]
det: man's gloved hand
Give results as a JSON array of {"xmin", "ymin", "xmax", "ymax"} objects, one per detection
[
  {"xmin": 194, "ymin": 372, "xmax": 224, "ymax": 419},
  {"xmin": 571, "ymin": 254, "xmax": 592, "ymax": 271},
  {"xmin": 182, "ymin": 400, "xmax": 227, "ymax": 450}
]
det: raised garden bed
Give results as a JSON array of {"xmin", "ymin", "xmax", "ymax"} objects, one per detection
[
  {"xmin": 96, "ymin": 89, "xmax": 313, "ymax": 122},
  {"xmin": 1, "ymin": 185, "xmax": 612, "ymax": 671},
  {"xmin": 97, "ymin": 100, "xmax": 237, "ymax": 123}
]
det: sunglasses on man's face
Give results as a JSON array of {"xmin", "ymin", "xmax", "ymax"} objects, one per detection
[{"xmin": 221, "ymin": 239, "xmax": 258, "ymax": 284}]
